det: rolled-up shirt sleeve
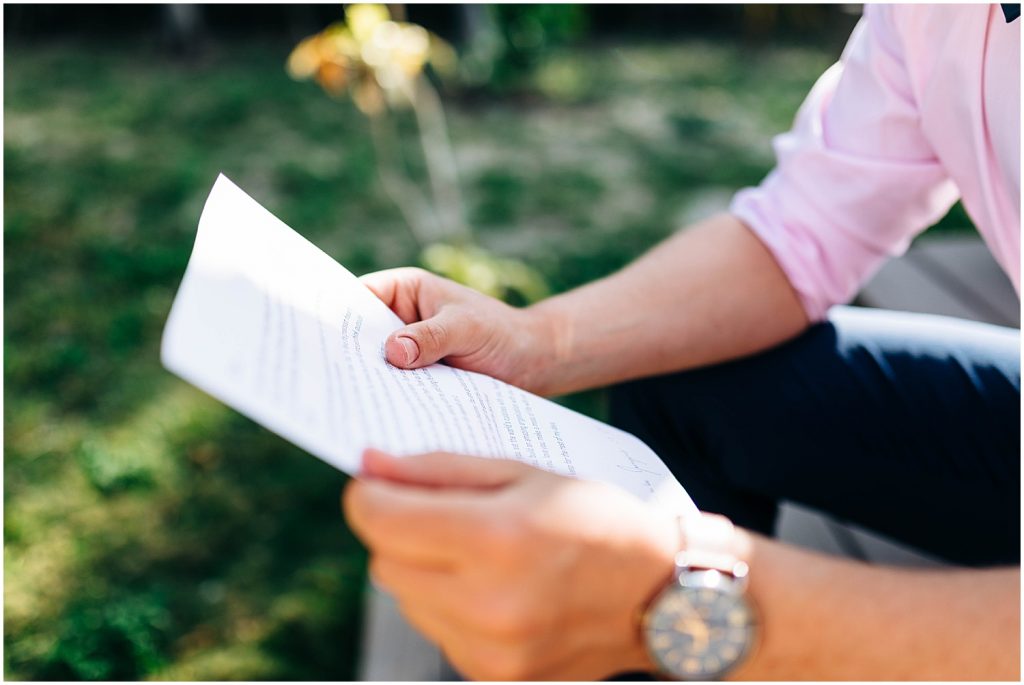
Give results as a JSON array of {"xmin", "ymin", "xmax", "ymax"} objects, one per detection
[{"xmin": 729, "ymin": 4, "xmax": 960, "ymax": 321}]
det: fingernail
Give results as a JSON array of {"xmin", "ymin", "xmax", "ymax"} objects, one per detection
[{"xmin": 396, "ymin": 336, "xmax": 419, "ymax": 365}]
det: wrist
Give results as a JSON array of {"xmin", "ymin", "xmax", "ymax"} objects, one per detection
[
  {"xmin": 518, "ymin": 299, "xmax": 573, "ymax": 395},
  {"xmin": 637, "ymin": 512, "xmax": 757, "ymax": 679}
]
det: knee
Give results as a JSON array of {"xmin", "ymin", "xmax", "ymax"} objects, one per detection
[
  {"xmin": 608, "ymin": 375, "xmax": 675, "ymax": 437},
  {"xmin": 608, "ymin": 369, "xmax": 779, "ymax": 531},
  {"xmin": 607, "ymin": 376, "xmax": 655, "ymax": 434},
  {"xmin": 608, "ymin": 370, "xmax": 722, "ymax": 459}
]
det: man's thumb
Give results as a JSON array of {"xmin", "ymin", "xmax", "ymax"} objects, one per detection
[
  {"xmin": 384, "ymin": 312, "xmax": 458, "ymax": 369},
  {"xmin": 361, "ymin": 448, "xmax": 527, "ymax": 489}
]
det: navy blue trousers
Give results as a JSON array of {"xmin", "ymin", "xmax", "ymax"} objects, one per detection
[{"xmin": 610, "ymin": 306, "xmax": 1020, "ymax": 567}]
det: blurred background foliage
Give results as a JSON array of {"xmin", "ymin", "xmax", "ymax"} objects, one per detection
[{"xmin": 4, "ymin": 3, "xmax": 974, "ymax": 681}]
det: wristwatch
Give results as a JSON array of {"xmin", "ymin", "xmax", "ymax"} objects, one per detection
[{"xmin": 641, "ymin": 514, "xmax": 758, "ymax": 680}]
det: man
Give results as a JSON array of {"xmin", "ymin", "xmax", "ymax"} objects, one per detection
[{"xmin": 344, "ymin": 5, "xmax": 1020, "ymax": 679}]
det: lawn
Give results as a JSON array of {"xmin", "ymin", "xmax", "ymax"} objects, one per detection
[{"xmin": 3, "ymin": 28, "xmax": 970, "ymax": 680}]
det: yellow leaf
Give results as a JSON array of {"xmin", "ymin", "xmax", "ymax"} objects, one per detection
[
  {"xmin": 427, "ymin": 33, "xmax": 458, "ymax": 78},
  {"xmin": 286, "ymin": 35, "xmax": 323, "ymax": 80},
  {"xmin": 352, "ymin": 78, "xmax": 385, "ymax": 116},
  {"xmin": 323, "ymin": 24, "xmax": 359, "ymax": 59},
  {"xmin": 393, "ymin": 24, "xmax": 430, "ymax": 77},
  {"xmin": 315, "ymin": 60, "xmax": 349, "ymax": 96},
  {"xmin": 346, "ymin": 4, "xmax": 391, "ymax": 44}
]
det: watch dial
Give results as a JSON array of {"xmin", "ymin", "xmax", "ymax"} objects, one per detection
[{"xmin": 645, "ymin": 575, "xmax": 754, "ymax": 680}]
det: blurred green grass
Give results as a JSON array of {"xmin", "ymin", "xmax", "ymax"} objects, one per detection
[{"xmin": 4, "ymin": 33, "xmax": 972, "ymax": 680}]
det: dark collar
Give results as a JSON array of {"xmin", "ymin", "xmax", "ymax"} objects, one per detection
[{"xmin": 1001, "ymin": 4, "xmax": 1020, "ymax": 22}]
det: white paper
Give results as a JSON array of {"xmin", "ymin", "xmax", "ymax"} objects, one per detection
[{"xmin": 161, "ymin": 174, "xmax": 696, "ymax": 514}]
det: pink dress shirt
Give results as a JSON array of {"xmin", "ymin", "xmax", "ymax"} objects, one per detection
[{"xmin": 731, "ymin": 4, "xmax": 1021, "ymax": 321}]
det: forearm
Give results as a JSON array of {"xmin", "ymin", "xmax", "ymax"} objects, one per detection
[
  {"xmin": 526, "ymin": 213, "xmax": 809, "ymax": 396},
  {"xmin": 734, "ymin": 532, "xmax": 1021, "ymax": 680}
]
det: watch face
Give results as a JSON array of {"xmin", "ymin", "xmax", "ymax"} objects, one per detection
[{"xmin": 644, "ymin": 570, "xmax": 756, "ymax": 680}]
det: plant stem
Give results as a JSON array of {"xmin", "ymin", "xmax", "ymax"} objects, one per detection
[
  {"xmin": 368, "ymin": 111, "xmax": 437, "ymax": 247},
  {"xmin": 410, "ymin": 75, "xmax": 470, "ymax": 244}
]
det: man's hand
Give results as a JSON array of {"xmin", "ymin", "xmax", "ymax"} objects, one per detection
[
  {"xmin": 362, "ymin": 216, "xmax": 809, "ymax": 398},
  {"xmin": 343, "ymin": 448, "xmax": 679, "ymax": 680},
  {"xmin": 361, "ymin": 268, "xmax": 560, "ymax": 394}
]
